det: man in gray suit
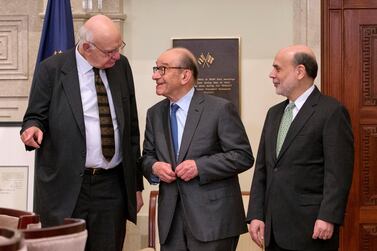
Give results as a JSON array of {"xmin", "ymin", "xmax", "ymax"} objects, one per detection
[
  {"xmin": 142, "ymin": 47, "xmax": 254, "ymax": 251},
  {"xmin": 247, "ymin": 45, "xmax": 354, "ymax": 251},
  {"xmin": 20, "ymin": 15, "xmax": 143, "ymax": 251}
]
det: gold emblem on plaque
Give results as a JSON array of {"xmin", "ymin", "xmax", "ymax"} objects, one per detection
[{"xmin": 198, "ymin": 52, "xmax": 214, "ymax": 68}]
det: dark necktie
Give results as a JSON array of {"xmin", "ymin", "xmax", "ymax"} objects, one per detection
[
  {"xmin": 93, "ymin": 68, "xmax": 115, "ymax": 161},
  {"xmin": 170, "ymin": 103, "xmax": 180, "ymax": 160}
]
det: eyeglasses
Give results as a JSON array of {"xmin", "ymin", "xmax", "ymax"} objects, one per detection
[
  {"xmin": 89, "ymin": 41, "xmax": 126, "ymax": 57},
  {"xmin": 152, "ymin": 66, "xmax": 188, "ymax": 75}
]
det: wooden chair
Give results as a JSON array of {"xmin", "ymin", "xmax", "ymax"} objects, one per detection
[
  {"xmin": 0, "ymin": 228, "xmax": 26, "ymax": 251},
  {"xmin": 0, "ymin": 208, "xmax": 40, "ymax": 230},
  {"xmin": 147, "ymin": 191, "xmax": 159, "ymax": 250},
  {"xmin": 22, "ymin": 218, "xmax": 87, "ymax": 251}
]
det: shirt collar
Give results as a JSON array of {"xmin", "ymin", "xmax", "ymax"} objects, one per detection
[
  {"xmin": 75, "ymin": 45, "xmax": 93, "ymax": 75},
  {"xmin": 293, "ymin": 84, "xmax": 315, "ymax": 111},
  {"xmin": 171, "ymin": 87, "xmax": 195, "ymax": 112}
]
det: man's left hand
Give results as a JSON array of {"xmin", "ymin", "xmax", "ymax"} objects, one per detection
[
  {"xmin": 312, "ymin": 219, "xmax": 334, "ymax": 240},
  {"xmin": 175, "ymin": 160, "xmax": 198, "ymax": 181}
]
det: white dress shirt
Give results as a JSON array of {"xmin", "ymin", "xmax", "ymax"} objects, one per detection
[
  {"xmin": 75, "ymin": 47, "xmax": 121, "ymax": 169},
  {"xmin": 291, "ymin": 84, "xmax": 315, "ymax": 120},
  {"xmin": 171, "ymin": 87, "xmax": 195, "ymax": 157}
]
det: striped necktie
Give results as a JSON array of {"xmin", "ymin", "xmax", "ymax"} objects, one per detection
[
  {"xmin": 93, "ymin": 68, "xmax": 115, "ymax": 161},
  {"xmin": 276, "ymin": 102, "xmax": 295, "ymax": 157}
]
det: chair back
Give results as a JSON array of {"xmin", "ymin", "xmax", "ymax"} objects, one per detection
[
  {"xmin": 22, "ymin": 218, "xmax": 87, "ymax": 251},
  {"xmin": 0, "ymin": 228, "xmax": 26, "ymax": 251},
  {"xmin": 0, "ymin": 208, "xmax": 40, "ymax": 230},
  {"xmin": 147, "ymin": 190, "xmax": 159, "ymax": 250}
]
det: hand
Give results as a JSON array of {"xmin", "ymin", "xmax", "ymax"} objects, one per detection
[
  {"xmin": 20, "ymin": 126, "xmax": 43, "ymax": 148},
  {"xmin": 312, "ymin": 219, "xmax": 334, "ymax": 240},
  {"xmin": 175, "ymin": 160, "xmax": 198, "ymax": 182},
  {"xmin": 136, "ymin": 191, "xmax": 143, "ymax": 213},
  {"xmin": 152, "ymin": 162, "xmax": 176, "ymax": 183},
  {"xmin": 249, "ymin": 219, "xmax": 265, "ymax": 248}
]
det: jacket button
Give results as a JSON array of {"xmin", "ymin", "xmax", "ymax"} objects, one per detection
[{"xmin": 274, "ymin": 168, "xmax": 278, "ymax": 172}]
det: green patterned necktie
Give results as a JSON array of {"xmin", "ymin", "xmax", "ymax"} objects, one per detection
[{"xmin": 276, "ymin": 102, "xmax": 295, "ymax": 157}]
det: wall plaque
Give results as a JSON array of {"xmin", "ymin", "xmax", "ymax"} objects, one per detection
[{"xmin": 173, "ymin": 38, "xmax": 240, "ymax": 112}]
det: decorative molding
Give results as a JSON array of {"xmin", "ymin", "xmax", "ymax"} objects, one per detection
[
  {"xmin": 361, "ymin": 126, "xmax": 377, "ymax": 206},
  {"xmin": 0, "ymin": 15, "xmax": 28, "ymax": 80},
  {"xmin": 361, "ymin": 25, "xmax": 377, "ymax": 106},
  {"xmin": 0, "ymin": 97, "xmax": 28, "ymax": 122},
  {"xmin": 361, "ymin": 224, "xmax": 377, "ymax": 250}
]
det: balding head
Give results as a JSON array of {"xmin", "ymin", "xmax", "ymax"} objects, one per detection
[
  {"xmin": 277, "ymin": 45, "xmax": 318, "ymax": 79},
  {"xmin": 164, "ymin": 47, "xmax": 199, "ymax": 81},
  {"xmin": 152, "ymin": 47, "xmax": 199, "ymax": 102},
  {"xmin": 270, "ymin": 44, "xmax": 317, "ymax": 101},
  {"xmin": 78, "ymin": 15, "xmax": 123, "ymax": 69},
  {"xmin": 79, "ymin": 15, "xmax": 121, "ymax": 48}
]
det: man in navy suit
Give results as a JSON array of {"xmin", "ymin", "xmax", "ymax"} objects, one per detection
[
  {"xmin": 247, "ymin": 45, "xmax": 354, "ymax": 251},
  {"xmin": 142, "ymin": 47, "xmax": 254, "ymax": 251},
  {"xmin": 21, "ymin": 15, "xmax": 143, "ymax": 251}
]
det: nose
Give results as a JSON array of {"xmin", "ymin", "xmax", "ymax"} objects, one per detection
[
  {"xmin": 111, "ymin": 51, "xmax": 121, "ymax": 60},
  {"xmin": 152, "ymin": 71, "xmax": 160, "ymax": 80},
  {"xmin": 269, "ymin": 69, "xmax": 276, "ymax": 79},
  {"xmin": 152, "ymin": 70, "xmax": 161, "ymax": 80}
]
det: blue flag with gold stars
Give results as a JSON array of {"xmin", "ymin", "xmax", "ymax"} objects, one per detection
[{"xmin": 36, "ymin": 0, "xmax": 75, "ymax": 65}]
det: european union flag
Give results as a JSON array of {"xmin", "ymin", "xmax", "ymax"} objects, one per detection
[{"xmin": 36, "ymin": 0, "xmax": 75, "ymax": 65}]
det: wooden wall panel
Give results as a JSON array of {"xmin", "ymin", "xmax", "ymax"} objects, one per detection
[{"xmin": 323, "ymin": 2, "xmax": 377, "ymax": 250}]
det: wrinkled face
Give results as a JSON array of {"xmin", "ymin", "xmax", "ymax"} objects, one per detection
[
  {"xmin": 85, "ymin": 39, "xmax": 124, "ymax": 69},
  {"xmin": 269, "ymin": 51, "xmax": 299, "ymax": 99},
  {"xmin": 152, "ymin": 51, "xmax": 185, "ymax": 100}
]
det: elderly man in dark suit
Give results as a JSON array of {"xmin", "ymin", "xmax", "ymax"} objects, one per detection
[
  {"xmin": 20, "ymin": 15, "xmax": 143, "ymax": 251},
  {"xmin": 247, "ymin": 45, "xmax": 354, "ymax": 251},
  {"xmin": 142, "ymin": 47, "xmax": 254, "ymax": 251}
]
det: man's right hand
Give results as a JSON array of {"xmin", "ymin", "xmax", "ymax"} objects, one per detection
[
  {"xmin": 152, "ymin": 162, "xmax": 176, "ymax": 183},
  {"xmin": 20, "ymin": 126, "xmax": 43, "ymax": 149},
  {"xmin": 249, "ymin": 219, "xmax": 265, "ymax": 248}
]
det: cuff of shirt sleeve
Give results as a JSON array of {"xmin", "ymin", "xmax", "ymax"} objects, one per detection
[{"xmin": 150, "ymin": 174, "xmax": 160, "ymax": 185}]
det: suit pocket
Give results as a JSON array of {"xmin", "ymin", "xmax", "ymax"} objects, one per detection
[
  {"xmin": 299, "ymin": 194, "xmax": 323, "ymax": 206},
  {"xmin": 206, "ymin": 187, "xmax": 237, "ymax": 201}
]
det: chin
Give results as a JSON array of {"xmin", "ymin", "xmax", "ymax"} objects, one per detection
[{"xmin": 155, "ymin": 89, "xmax": 164, "ymax": 96}]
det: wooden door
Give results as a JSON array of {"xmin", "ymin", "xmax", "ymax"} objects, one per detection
[{"xmin": 322, "ymin": 0, "xmax": 377, "ymax": 250}]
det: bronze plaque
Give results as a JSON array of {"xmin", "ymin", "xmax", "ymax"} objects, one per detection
[{"xmin": 173, "ymin": 38, "xmax": 240, "ymax": 112}]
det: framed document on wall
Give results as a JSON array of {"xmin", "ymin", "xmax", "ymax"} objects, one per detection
[
  {"xmin": 0, "ymin": 166, "xmax": 29, "ymax": 210},
  {"xmin": 172, "ymin": 38, "xmax": 240, "ymax": 112},
  {"xmin": 0, "ymin": 124, "xmax": 35, "ymax": 211}
]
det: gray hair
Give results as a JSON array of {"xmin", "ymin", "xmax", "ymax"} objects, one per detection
[{"xmin": 77, "ymin": 25, "xmax": 94, "ymax": 46}]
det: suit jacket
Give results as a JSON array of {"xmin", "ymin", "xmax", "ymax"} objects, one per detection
[
  {"xmin": 247, "ymin": 86, "xmax": 354, "ymax": 250},
  {"xmin": 21, "ymin": 48, "xmax": 143, "ymax": 226},
  {"xmin": 142, "ymin": 92, "xmax": 254, "ymax": 244}
]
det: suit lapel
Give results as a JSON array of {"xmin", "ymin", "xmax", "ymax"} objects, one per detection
[
  {"xmin": 277, "ymin": 87, "xmax": 321, "ymax": 159},
  {"xmin": 161, "ymin": 100, "xmax": 176, "ymax": 165},
  {"xmin": 177, "ymin": 92, "xmax": 204, "ymax": 163},
  {"xmin": 61, "ymin": 50, "xmax": 85, "ymax": 137}
]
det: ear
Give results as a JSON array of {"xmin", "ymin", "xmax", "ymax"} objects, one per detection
[
  {"xmin": 181, "ymin": 69, "xmax": 193, "ymax": 85},
  {"xmin": 296, "ymin": 65, "xmax": 306, "ymax": 80},
  {"xmin": 82, "ymin": 42, "xmax": 91, "ymax": 52}
]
